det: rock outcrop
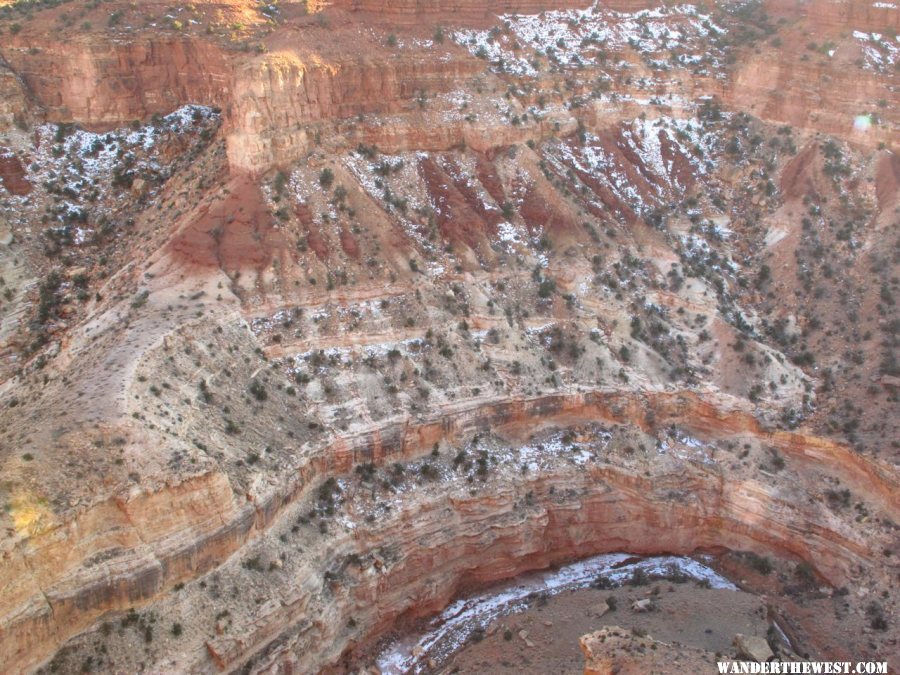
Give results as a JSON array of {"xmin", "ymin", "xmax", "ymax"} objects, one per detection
[
  {"xmin": 0, "ymin": 151, "xmax": 31, "ymax": 196},
  {"xmin": 581, "ymin": 626, "xmax": 719, "ymax": 674},
  {"xmin": 0, "ymin": 58, "xmax": 32, "ymax": 131},
  {"xmin": 1, "ymin": 37, "xmax": 230, "ymax": 126},
  {"xmin": 734, "ymin": 634, "xmax": 775, "ymax": 663},
  {"xmin": 226, "ymin": 45, "xmax": 482, "ymax": 171}
]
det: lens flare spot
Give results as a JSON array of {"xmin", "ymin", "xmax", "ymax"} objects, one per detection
[{"xmin": 10, "ymin": 492, "xmax": 55, "ymax": 537}]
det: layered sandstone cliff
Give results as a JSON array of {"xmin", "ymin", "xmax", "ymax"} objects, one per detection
[
  {"xmin": 326, "ymin": 0, "xmax": 594, "ymax": 25},
  {"xmin": 1, "ymin": 37, "xmax": 230, "ymax": 126},
  {"xmin": 226, "ymin": 39, "xmax": 483, "ymax": 171},
  {"xmin": 1, "ymin": 0, "xmax": 895, "ymax": 167},
  {"xmin": 766, "ymin": 0, "xmax": 900, "ymax": 32},
  {"xmin": 0, "ymin": 59, "xmax": 32, "ymax": 130},
  {"xmin": 1, "ymin": 386, "xmax": 896, "ymax": 672}
]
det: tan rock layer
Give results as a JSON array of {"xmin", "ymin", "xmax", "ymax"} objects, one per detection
[
  {"xmin": 725, "ymin": 49, "xmax": 897, "ymax": 151},
  {"xmin": 0, "ymin": 58, "xmax": 33, "ymax": 131},
  {"xmin": 226, "ymin": 51, "xmax": 483, "ymax": 171},
  {"xmin": 2, "ymin": 390, "xmax": 897, "ymax": 672}
]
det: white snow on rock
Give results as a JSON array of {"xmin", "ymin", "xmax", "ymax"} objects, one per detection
[
  {"xmin": 542, "ymin": 116, "xmax": 719, "ymax": 216},
  {"xmin": 377, "ymin": 552, "xmax": 735, "ymax": 674},
  {"xmin": 0, "ymin": 105, "xmax": 219, "ymax": 242},
  {"xmin": 454, "ymin": 3, "xmax": 726, "ymax": 77},
  {"xmin": 853, "ymin": 30, "xmax": 900, "ymax": 71}
]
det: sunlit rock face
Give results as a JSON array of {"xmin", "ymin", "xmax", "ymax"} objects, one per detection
[{"xmin": 0, "ymin": 1, "xmax": 896, "ymax": 673}]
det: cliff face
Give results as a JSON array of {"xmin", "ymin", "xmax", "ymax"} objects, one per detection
[
  {"xmin": 226, "ymin": 47, "xmax": 483, "ymax": 171},
  {"xmin": 327, "ymin": 0, "xmax": 595, "ymax": 24},
  {"xmin": 725, "ymin": 22, "xmax": 898, "ymax": 149},
  {"xmin": 1, "ymin": 37, "xmax": 231, "ymax": 126},
  {"xmin": 766, "ymin": 0, "xmax": 900, "ymax": 32},
  {"xmin": 0, "ymin": 0, "xmax": 894, "ymax": 166},
  {"xmin": 1, "ymin": 470, "xmax": 240, "ymax": 673},
  {"xmin": 1, "ymin": 389, "xmax": 895, "ymax": 672},
  {"xmin": 209, "ymin": 455, "xmax": 873, "ymax": 673},
  {"xmin": 0, "ymin": 59, "xmax": 31, "ymax": 131}
]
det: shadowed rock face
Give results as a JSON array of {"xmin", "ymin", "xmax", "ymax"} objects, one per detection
[
  {"xmin": 0, "ymin": 1, "xmax": 897, "ymax": 673},
  {"xmin": 0, "ymin": 152, "xmax": 31, "ymax": 196}
]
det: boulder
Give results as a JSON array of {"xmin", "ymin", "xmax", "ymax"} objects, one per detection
[
  {"xmin": 733, "ymin": 634, "xmax": 773, "ymax": 663},
  {"xmin": 131, "ymin": 177, "xmax": 149, "ymax": 198}
]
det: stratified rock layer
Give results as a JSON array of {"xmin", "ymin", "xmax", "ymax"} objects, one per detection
[
  {"xmin": 1, "ymin": 390, "xmax": 896, "ymax": 672},
  {"xmin": 0, "ymin": 1, "xmax": 896, "ymax": 672}
]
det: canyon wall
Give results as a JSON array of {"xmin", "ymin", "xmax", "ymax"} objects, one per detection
[
  {"xmin": 210, "ymin": 465, "xmax": 871, "ymax": 672},
  {"xmin": 226, "ymin": 50, "xmax": 482, "ymax": 171},
  {"xmin": 766, "ymin": 0, "xmax": 900, "ymax": 32},
  {"xmin": 0, "ymin": 4, "xmax": 898, "ymax": 670},
  {"xmin": 2, "ymin": 389, "xmax": 896, "ymax": 672},
  {"xmin": 0, "ymin": 59, "xmax": 32, "ymax": 130},
  {"xmin": 726, "ymin": 56, "xmax": 896, "ymax": 150},
  {"xmin": 0, "ymin": 37, "xmax": 231, "ymax": 127},
  {"xmin": 1, "ymin": 0, "xmax": 895, "ymax": 168},
  {"xmin": 298, "ymin": 470, "xmax": 868, "ymax": 672},
  {"xmin": 326, "ymin": 0, "xmax": 594, "ymax": 25}
]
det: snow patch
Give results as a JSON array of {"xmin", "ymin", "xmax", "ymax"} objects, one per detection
[{"xmin": 377, "ymin": 553, "xmax": 735, "ymax": 674}]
